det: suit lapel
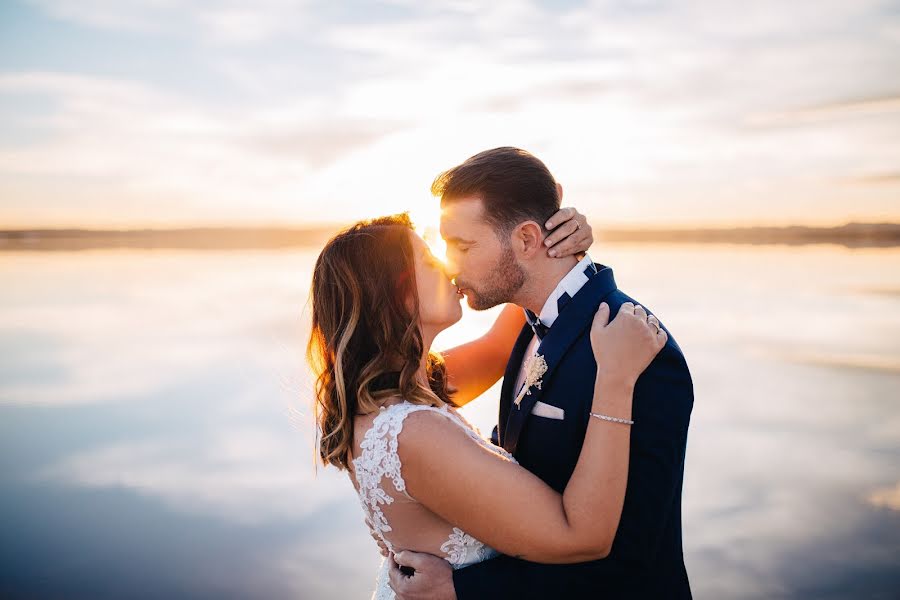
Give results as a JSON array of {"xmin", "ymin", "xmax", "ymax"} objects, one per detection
[
  {"xmin": 502, "ymin": 266, "xmax": 618, "ymax": 455},
  {"xmin": 497, "ymin": 323, "xmax": 536, "ymax": 447}
]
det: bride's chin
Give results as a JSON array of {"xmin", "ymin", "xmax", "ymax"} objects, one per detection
[
  {"xmin": 438, "ymin": 311, "xmax": 463, "ymax": 330},
  {"xmin": 450, "ymin": 302, "xmax": 463, "ymax": 323}
]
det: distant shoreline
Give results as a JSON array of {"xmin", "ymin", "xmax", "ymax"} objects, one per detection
[
  {"xmin": 0, "ymin": 222, "xmax": 897, "ymax": 251},
  {"xmin": 595, "ymin": 222, "xmax": 900, "ymax": 248}
]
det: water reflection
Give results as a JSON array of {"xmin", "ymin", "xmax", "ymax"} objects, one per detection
[{"xmin": 0, "ymin": 245, "xmax": 898, "ymax": 599}]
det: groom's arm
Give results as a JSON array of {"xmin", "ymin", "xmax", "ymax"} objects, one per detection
[{"xmin": 452, "ymin": 342, "xmax": 693, "ymax": 598}]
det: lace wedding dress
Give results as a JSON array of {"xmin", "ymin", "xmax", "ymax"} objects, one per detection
[{"xmin": 350, "ymin": 401, "xmax": 517, "ymax": 600}]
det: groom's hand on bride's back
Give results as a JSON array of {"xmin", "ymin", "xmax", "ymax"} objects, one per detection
[
  {"xmin": 543, "ymin": 206, "xmax": 593, "ymax": 258},
  {"xmin": 389, "ymin": 550, "xmax": 456, "ymax": 600}
]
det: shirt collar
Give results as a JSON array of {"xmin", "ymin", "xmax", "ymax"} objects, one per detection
[{"xmin": 535, "ymin": 254, "xmax": 596, "ymax": 328}]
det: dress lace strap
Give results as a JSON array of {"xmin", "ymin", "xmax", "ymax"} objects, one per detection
[
  {"xmin": 351, "ymin": 403, "xmax": 425, "ymax": 553},
  {"xmin": 352, "ymin": 401, "xmax": 515, "ymax": 556},
  {"xmin": 352, "ymin": 403, "xmax": 466, "ymax": 551}
]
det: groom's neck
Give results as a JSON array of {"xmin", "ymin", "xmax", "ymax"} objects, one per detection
[{"xmin": 514, "ymin": 255, "xmax": 578, "ymax": 314}]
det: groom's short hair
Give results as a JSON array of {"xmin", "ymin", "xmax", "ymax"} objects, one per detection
[{"xmin": 431, "ymin": 147, "xmax": 560, "ymax": 235}]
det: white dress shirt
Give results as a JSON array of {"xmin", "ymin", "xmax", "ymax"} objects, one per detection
[{"xmin": 513, "ymin": 254, "xmax": 597, "ymax": 397}]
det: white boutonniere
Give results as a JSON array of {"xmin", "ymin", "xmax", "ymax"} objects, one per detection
[{"xmin": 514, "ymin": 353, "xmax": 548, "ymax": 408}]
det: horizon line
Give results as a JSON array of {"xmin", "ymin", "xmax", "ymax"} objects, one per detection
[
  {"xmin": 1, "ymin": 221, "xmax": 897, "ymax": 251},
  {"xmin": 1, "ymin": 220, "xmax": 898, "ymax": 234}
]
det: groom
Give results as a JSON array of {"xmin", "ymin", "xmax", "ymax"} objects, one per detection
[{"xmin": 389, "ymin": 147, "xmax": 694, "ymax": 599}]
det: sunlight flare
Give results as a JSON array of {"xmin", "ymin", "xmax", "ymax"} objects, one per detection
[{"xmin": 410, "ymin": 202, "xmax": 447, "ymax": 264}]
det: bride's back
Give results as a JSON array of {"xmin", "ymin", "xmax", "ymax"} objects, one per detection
[{"xmin": 348, "ymin": 400, "xmax": 510, "ymax": 568}]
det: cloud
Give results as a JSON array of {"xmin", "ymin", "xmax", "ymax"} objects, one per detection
[
  {"xmin": 868, "ymin": 482, "xmax": 900, "ymax": 511},
  {"xmin": 467, "ymin": 79, "xmax": 615, "ymax": 113},
  {"xmin": 745, "ymin": 96, "xmax": 900, "ymax": 128},
  {"xmin": 242, "ymin": 119, "xmax": 409, "ymax": 167},
  {"xmin": 0, "ymin": 71, "xmax": 403, "ymax": 225},
  {"xmin": 844, "ymin": 172, "xmax": 900, "ymax": 185},
  {"xmin": 26, "ymin": 0, "xmax": 314, "ymax": 44},
  {"xmin": 5, "ymin": 0, "xmax": 899, "ymax": 226}
]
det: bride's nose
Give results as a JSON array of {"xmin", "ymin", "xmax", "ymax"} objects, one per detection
[{"xmin": 442, "ymin": 256, "xmax": 459, "ymax": 281}]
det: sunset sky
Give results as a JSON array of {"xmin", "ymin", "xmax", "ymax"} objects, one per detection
[{"xmin": 0, "ymin": 0, "xmax": 898, "ymax": 230}]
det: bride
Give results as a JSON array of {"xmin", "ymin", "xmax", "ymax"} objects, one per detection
[{"xmin": 307, "ymin": 211, "xmax": 666, "ymax": 599}]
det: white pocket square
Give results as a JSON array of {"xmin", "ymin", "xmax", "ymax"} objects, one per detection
[{"xmin": 532, "ymin": 401, "xmax": 565, "ymax": 420}]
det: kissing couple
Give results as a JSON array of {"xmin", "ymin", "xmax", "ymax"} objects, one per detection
[{"xmin": 308, "ymin": 147, "xmax": 694, "ymax": 599}]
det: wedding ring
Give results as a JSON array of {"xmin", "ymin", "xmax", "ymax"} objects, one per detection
[{"xmin": 574, "ymin": 220, "xmax": 581, "ymax": 230}]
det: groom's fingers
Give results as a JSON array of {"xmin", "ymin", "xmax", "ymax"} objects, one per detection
[
  {"xmin": 388, "ymin": 557, "xmax": 408, "ymax": 594},
  {"xmin": 393, "ymin": 550, "xmax": 436, "ymax": 572}
]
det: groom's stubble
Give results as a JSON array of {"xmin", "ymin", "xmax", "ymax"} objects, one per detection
[{"xmin": 458, "ymin": 242, "xmax": 526, "ymax": 310}]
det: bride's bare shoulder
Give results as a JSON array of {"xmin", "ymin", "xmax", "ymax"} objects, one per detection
[{"xmin": 395, "ymin": 405, "xmax": 469, "ymax": 450}]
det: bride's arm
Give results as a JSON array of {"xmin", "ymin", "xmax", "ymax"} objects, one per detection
[
  {"xmin": 400, "ymin": 302, "xmax": 667, "ymax": 564},
  {"xmin": 441, "ymin": 207, "xmax": 593, "ymax": 407},
  {"xmin": 441, "ymin": 304, "xmax": 524, "ymax": 406}
]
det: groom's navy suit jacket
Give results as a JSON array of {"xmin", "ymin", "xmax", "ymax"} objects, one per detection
[{"xmin": 453, "ymin": 265, "xmax": 694, "ymax": 600}]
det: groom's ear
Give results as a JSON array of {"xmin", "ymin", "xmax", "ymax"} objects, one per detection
[{"xmin": 512, "ymin": 221, "xmax": 545, "ymax": 258}]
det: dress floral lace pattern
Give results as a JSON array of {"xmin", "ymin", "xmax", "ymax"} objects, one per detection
[
  {"xmin": 351, "ymin": 401, "xmax": 515, "ymax": 569},
  {"xmin": 440, "ymin": 527, "xmax": 488, "ymax": 565}
]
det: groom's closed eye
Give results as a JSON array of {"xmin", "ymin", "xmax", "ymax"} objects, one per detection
[{"xmin": 445, "ymin": 236, "xmax": 475, "ymax": 248}]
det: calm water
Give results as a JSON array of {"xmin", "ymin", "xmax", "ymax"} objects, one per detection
[{"xmin": 1, "ymin": 244, "xmax": 898, "ymax": 599}]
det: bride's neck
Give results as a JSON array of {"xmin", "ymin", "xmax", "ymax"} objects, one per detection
[
  {"xmin": 422, "ymin": 324, "xmax": 438, "ymax": 355},
  {"xmin": 417, "ymin": 324, "xmax": 441, "ymax": 383}
]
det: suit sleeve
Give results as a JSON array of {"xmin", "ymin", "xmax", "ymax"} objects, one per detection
[
  {"xmin": 608, "ymin": 342, "xmax": 693, "ymax": 564},
  {"xmin": 452, "ymin": 342, "xmax": 694, "ymax": 598}
]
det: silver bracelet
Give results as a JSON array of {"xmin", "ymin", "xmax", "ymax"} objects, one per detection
[{"xmin": 589, "ymin": 412, "xmax": 634, "ymax": 426}]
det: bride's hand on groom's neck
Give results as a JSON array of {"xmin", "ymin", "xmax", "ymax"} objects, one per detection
[{"xmin": 543, "ymin": 206, "xmax": 593, "ymax": 258}]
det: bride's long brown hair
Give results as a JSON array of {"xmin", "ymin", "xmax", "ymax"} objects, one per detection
[{"xmin": 307, "ymin": 214, "xmax": 454, "ymax": 471}]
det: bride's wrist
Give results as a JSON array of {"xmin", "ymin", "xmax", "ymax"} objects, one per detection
[
  {"xmin": 592, "ymin": 376, "xmax": 635, "ymax": 413},
  {"xmin": 594, "ymin": 369, "xmax": 636, "ymax": 391}
]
